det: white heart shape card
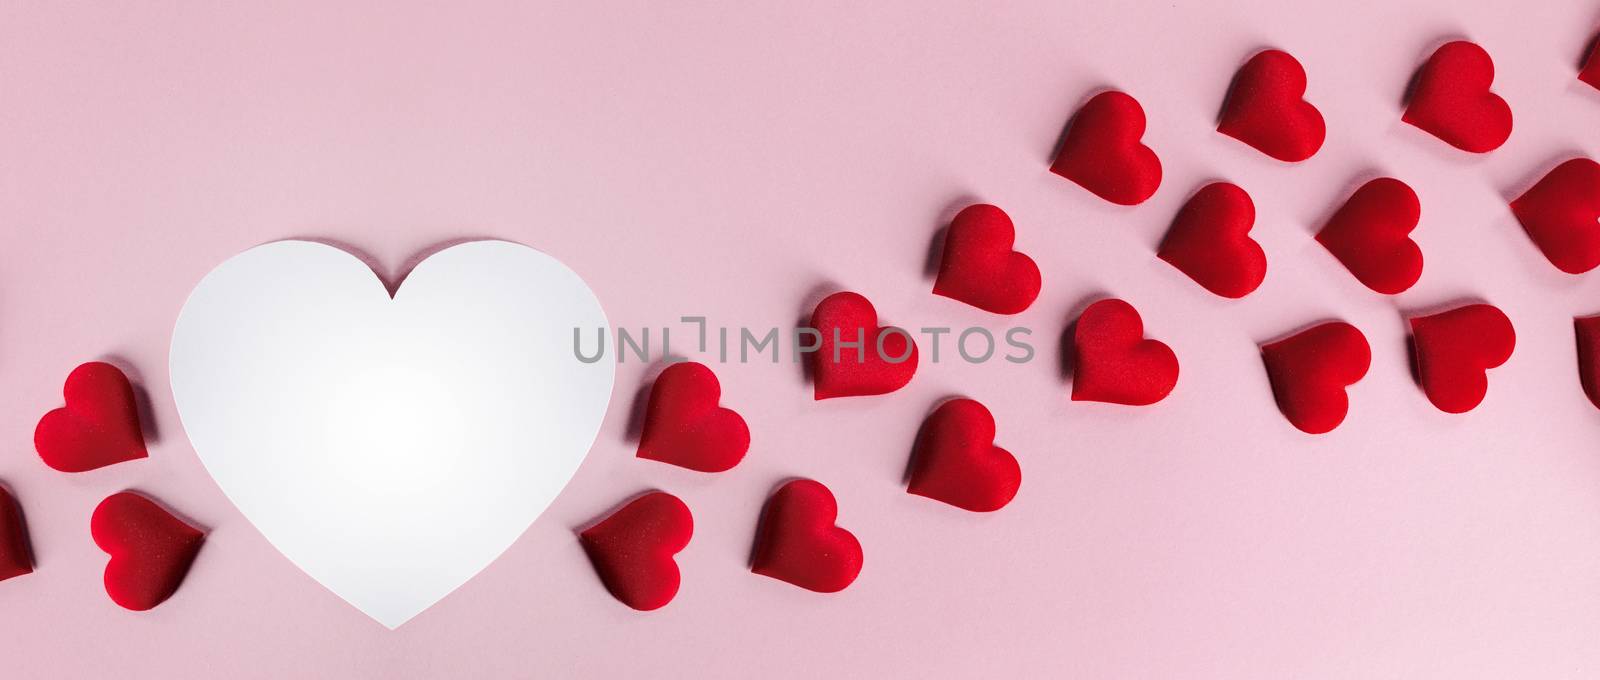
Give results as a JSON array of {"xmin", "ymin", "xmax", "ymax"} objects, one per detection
[{"xmin": 169, "ymin": 240, "xmax": 614, "ymax": 628}]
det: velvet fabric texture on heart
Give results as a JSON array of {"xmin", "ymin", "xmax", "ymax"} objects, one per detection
[
  {"xmin": 636, "ymin": 362, "xmax": 749, "ymax": 473},
  {"xmin": 34, "ymin": 362, "xmax": 148, "ymax": 473},
  {"xmin": 1050, "ymin": 91, "xmax": 1161, "ymax": 206},
  {"xmin": 750, "ymin": 479, "xmax": 862, "ymax": 593},
  {"xmin": 1409, "ymin": 304, "xmax": 1515, "ymax": 414},
  {"xmin": 1217, "ymin": 49, "xmax": 1325, "ymax": 162},
  {"xmin": 1511, "ymin": 158, "xmax": 1600, "ymax": 274},
  {"xmin": 91, "ymin": 492, "xmax": 204, "ymax": 611},
  {"xmin": 906, "ymin": 399, "xmax": 1021, "ymax": 513},
  {"xmin": 1070, "ymin": 299, "xmax": 1179, "ymax": 405},
  {"xmin": 932, "ymin": 203, "xmax": 1041, "ymax": 315},
  {"xmin": 0, "ymin": 487, "xmax": 33, "ymax": 583},
  {"xmin": 1158, "ymin": 182, "xmax": 1266, "ymax": 298},
  {"xmin": 1261, "ymin": 322, "xmax": 1372, "ymax": 434},
  {"xmin": 578, "ymin": 492, "xmax": 693, "ymax": 611},
  {"xmin": 1316, "ymin": 177, "xmax": 1423, "ymax": 294},
  {"xmin": 1402, "ymin": 40, "xmax": 1512, "ymax": 153},
  {"xmin": 809, "ymin": 291, "xmax": 918, "ymax": 399}
]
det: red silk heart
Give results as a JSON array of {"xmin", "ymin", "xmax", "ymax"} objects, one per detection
[
  {"xmin": 1050, "ymin": 91, "xmax": 1162, "ymax": 206},
  {"xmin": 809, "ymin": 291, "xmax": 918, "ymax": 399},
  {"xmin": 1071, "ymin": 299, "xmax": 1178, "ymax": 406},
  {"xmin": 1261, "ymin": 322, "xmax": 1371, "ymax": 434},
  {"xmin": 34, "ymin": 362, "xmax": 148, "ymax": 473},
  {"xmin": 1575, "ymin": 315, "xmax": 1600, "ymax": 411},
  {"xmin": 1409, "ymin": 304, "xmax": 1515, "ymax": 414},
  {"xmin": 1316, "ymin": 177, "xmax": 1423, "ymax": 294},
  {"xmin": 0, "ymin": 487, "xmax": 33, "ymax": 583},
  {"xmin": 1581, "ymin": 39, "xmax": 1600, "ymax": 91},
  {"xmin": 933, "ymin": 204, "xmax": 1041, "ymax": 315},
  {"xmin": 579, "ymin": 491, "xmax": 693, "ymax": 611},
  {"xmin": 92, "ymin": 492, "xmax": 204, "ymax": 611},
  {"xmin": 1217, "ymin": 49, "xmax": 1326, "ymax": 162},
  {"xmin": 637, "ymin": 362, "xmax": 749, "ymax": 473},
  {"xmin": 1402, "ymin": 40, "xmax": 1512, "ymax": 153},
  {"xmin": 906, "ymin": 399, "xmax": 1021, "ymax": 513},
  {"xmin": 1158, "ymin": 182, "xmax": 1267, "ymax": 298},
  {"xmin": 750, "ymin": 479, "xmax": 862, "ymax": 593},
  {"xmin": 1511, "ymin": 158, "xmax": 1600, "ymax": 274}
]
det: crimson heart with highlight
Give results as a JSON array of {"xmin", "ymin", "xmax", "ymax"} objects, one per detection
[
  {"xmin": 906, "ymin": 399, "xmax": 1021, "ymax": 513},
  {"xmin": 1316, "ymin": 177, "xmax": 1423, "ymax": 295},
  {"xmin": 34, "ymin": 362, "xmax": 148, "ymax": 473},
  {"xmin": 1218, "ymin": 49, "xmax": 1325, "ymax": 162},
  {"xmin": 1261, "ymin": 322, "xmax": 1371, "ymax": 434},
  {"xmin": 92, "ymin": 492, "xmax": 204, "ymax": 611},
  {"xmin": 1158, "ymin": 182, "xmax": 1266, "ymax": 298},
  {"xmin": 1403, "ymin": 40, "xmax": 1512, "ymax": 153},
  {"xmin": 809, "ymin": 292, "xmax": 918, "ymax": 399},
  {"xmin": 750, "ymin": 479, "xmax": 862, "ymax": 593},
  {"xmin": 1409, "ymin": 304, "xmax": 1515, "ymax": 414},
  {"xmin": 1050, "ymin": 91, "xmax": 1162, "ymax": 206},
  {"xmin": 1071, "ymin": 299, "xmax": 1179, "ymax": 406},
  {"xmin": 933, "ymin": 204, "xmax": 1041, "ymax": 315},
  {"xmin": 579, "ymin": 492, "xmax": 693, "ymax": 611},
  {"xmin": 1511, "ymin": 158, "xmax": 1600, "ymax": 275},
  {"xmin": 637, "ymin": 362, "xmax": 749, "ymax": 473}
]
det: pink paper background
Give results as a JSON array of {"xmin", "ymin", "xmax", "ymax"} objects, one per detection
[{"xmin": 6, "ymin": 1, "xmax": 1600, "ymax": 677}]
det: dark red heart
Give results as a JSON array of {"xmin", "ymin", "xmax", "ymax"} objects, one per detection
[
  {"xmin": 933, "ymin": 204, "xmax": 1041, "ymax": 315},
  {"xmin": 637, "ymin": 362, "xmax": 749, "ymax": 473},
  {"xmin": 1511, "ymin": 158, "xmax": 1600, "ymax": 274},
  {"xmin": 1261, "ymin": 322, "xmax": 1371, "ymax": 434},
  {"xmin": 1050, "ymin": 91, "xmax": 1162, "ymax": 206},
  {"xmin": 92, "ymin": 492, "xmax": 204, "ymax": 611},
  {"xmin": 1316, "ymin": 177, "xmax": 1423, "ymax": 295},
  {"xmin": 1575, "ymin": 315, "xmax": 1600, "ymax": 411},
  {"xmin": 1071, "ymin": 299, "xmax": 1178, "ymax": 406},
  {"xmin": 1158, "ymin": 182, "xmax": 1267, "ymax": 298},
  {"xmin": 1217, "ymin": 49, "xmax": 1325, "ymax": 162},
  {"xmin": 35, "ymin": 362, "xmax": 148, "ymax": 473},
  {"xmin": 1402, "ymin": 40, "xmax": 1512, "ymax": 153},
  {"xmin": 0, "ymin": 487, "xmax": 33, "ymax": 583},
  {"xmin": 750, "ymin": 479, "xmax": 862, "ymax": 593},
  {"xmin": 1409, "ymin": 304, "xmax": 1515, "ymax": 414},
  {"xmin": 1581, "ymin": 38, "xmax": 1600, "ymax": 91},
  {"xmin": 578, "ymin": 491, "xmax": 693, "ymax": 611},
  {"xmin": 906, "ymin": 398, "xmax": 1020, "ymax": 513},
  {"xmin": 809, "ymin": 291, "xmax": 918, "ymax": 399}
]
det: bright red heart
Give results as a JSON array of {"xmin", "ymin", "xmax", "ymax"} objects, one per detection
[
  {"xmin": 1217, "ymin": 49, "xmax": 1326, "ymax": 162},
  {"xmin": 578, "ymin": 491, "xmax": 693, "ymax": 611},
  {"xmin": 34, "ymin": 361, "xmax": 148, "ymax": 473},
  {"xmin": 906, "ymin": 398, "xmax": 1021, "ymax": 513},
  {"xmin": 1575, "ymin": 315, "xmax": 1600, "ymax": 411},
  {"xmin": 1071, "ymin": 299, "xmax": 1178, "ymax": 406},
  {"xmin": 1402, "ymin": 40, "xmax": 1512, "ymax": 153},
  {"xmin": 809, "ymin": 291, "xmax": 918, "ymax": 399},
  {"xmin": 1158, "ymin": 182, "xmax": 1267, "ymax": 298},
  {"xmin": 750, "ymin": 479, "xmax": 862, "ymax": 593},
  {"xmin": 92, "ymin": 492, "xmax": 204, "ymax": 611},
  {"xmin": 1409, "ymin": 304, "xmax": 1515, "ymax": 414},
  {"xmin": 1050, "ymin": 91, "xmax": 1162, "ymax": 206},
  {"xmin": 0, "ymin": 487, "xmax": 33, "ymax": 583},
  {"xmin": 1261, "ymin": 321, "xmax": 1371, "ymax": 434},
  {"xmin": 637, "ymin": 362, "xmax": 749, "ymax": 473},
  {"xmin": 1581, "ymin": 39, "xmax": 1600, "ymax": 91},
  {"xmin": 1511, "ymin": 158, "xmax": 1600, "ymax": 274},
  {"xmin": 1316, "ymin": 177, "xmax": 1423, "ymax": 295},
  {"xmin": 933, "ymin": 204, "xmax": 1041, "ymax": 315}
]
